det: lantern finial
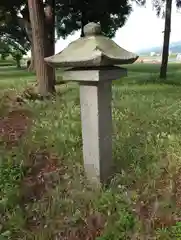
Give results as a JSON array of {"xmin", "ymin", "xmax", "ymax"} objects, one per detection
[{"xmin": 83, "ymin": 22, "xmax": 102, "ymax": 37}]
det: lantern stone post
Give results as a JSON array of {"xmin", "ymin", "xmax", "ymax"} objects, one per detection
[{"xmin": 45, "ymin": 22, "xmax": 138, "ymax": 185}]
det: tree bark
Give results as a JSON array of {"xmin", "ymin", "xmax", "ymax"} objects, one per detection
[
  {"xmin": 16, "ymin": 58, "xmax": 21, "ymax": 69},
  {"xmin": 80, "ymin": 11, "xmax": 88, "ymax": 37},
  {"xmin": 160, "ymin": 0, "xmax": 172, "ymax": 79},
  {"xmin": 23, "ymin": 20, "xmax": 35, "ymax": 72},
  {"xmin": 28, "ymin": 0, "xmax": 54, "ymax": 97},
  {"xmin": 28, "ymin": 46, "xmax": 35, "ymax": 72},
  {"xmin": 45, "ymin": 0, "xmax": 56, "ymax": 92},
  {"xmin": 17, "ymin": 17, "xmax": 35, "ymax": 72}
]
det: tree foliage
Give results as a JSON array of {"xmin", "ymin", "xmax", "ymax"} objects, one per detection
[
  {"xmin": 0, "ymin": 21, "xmax": 30, "ymax": 49},
  {"xmin": 0, "ymin": 36, "xmax": 28, "ymax": 55},
  {"xmin": 56, "ymin": 0, "xmax": 132, "ymax": 38},
  {"xmin": 0, "ymin": 0, "xmax": 30, "ymax": 60},
  {"xmin": 152, "ymin": 0, "xmax": 181, "ymax": 16},
  {"xmin": 0, "ymin": 36, "xmax": 27, "ymax": 67},
  {"xmin": 0, "ymin": 9, "xmax": 30, "ymax": 67},
  {"xmin": 0, "ymin": 0, "xmax": 140, "ymax": 42}
]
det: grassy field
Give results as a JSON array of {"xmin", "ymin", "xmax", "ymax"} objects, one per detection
[{"xmin": 1, "ymin": 63, "xmax": 181, "ymax": 239}]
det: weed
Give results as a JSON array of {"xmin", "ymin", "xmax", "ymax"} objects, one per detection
[{"xmin": 0, "ymin": 63, "xmax": 181, "ymax": 239}]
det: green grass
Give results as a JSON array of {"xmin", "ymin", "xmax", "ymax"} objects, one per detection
[
  {"xmin": 1, "ymin": 63, "xmax": 181, "ymax": 239},
  {"xmin": 0, "ymin": 59, "xmax": 16, "ymax": 67}
]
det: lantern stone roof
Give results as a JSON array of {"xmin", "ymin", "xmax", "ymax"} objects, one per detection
[{"xmin": 45, "ymin": 22, "xmax": 139, "ymax": 68}]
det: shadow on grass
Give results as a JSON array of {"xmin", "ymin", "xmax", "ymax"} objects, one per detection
[
  {"xmin": 0, "ymin": 67, "xmax": 34, "ymax": 79},
  {"xmin": 0, "ymin": 61, "xmax": 16, "ymax": 67}
]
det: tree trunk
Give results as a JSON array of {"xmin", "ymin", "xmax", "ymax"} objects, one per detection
[
  {"xmin": 18, "ymin": 17, "xmax": 35, "ymax": 72},
  {"xmin": 28, "ymin": 46, "xmax": 35, "ymax": 72},
  {"xmin": 160, "ymin": 0, "xmax": 172, "ymax": 79},
  {"xmin": 28, "ymin": 0, "xmax": 54, "ymax": 97},
  {"xmin": 80, "ymin": 17, "xmax": 85, "ymax": 37},
  {"xmin": 16, "ymin": 58, "xmax": 21, "ymax": 69},
  {"xmin": 45, "ymin": 0, "xmax": 56, "ymax": 92},
  {"xmin": 80, "ymin": 10, "xmax": 88, "ymax": 37}
]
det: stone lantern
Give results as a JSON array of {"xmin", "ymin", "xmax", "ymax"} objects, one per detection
[{"xmin": 45, "ymin": 22, "xmax": 138, "ymax": 186}]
